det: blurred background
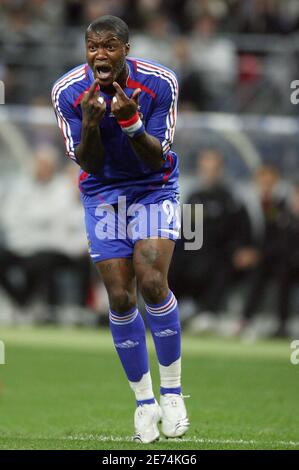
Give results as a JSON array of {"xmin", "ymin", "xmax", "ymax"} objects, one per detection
[{"xmin": 1, "ymin": 0, "xmax": 299, "ymax": 339}]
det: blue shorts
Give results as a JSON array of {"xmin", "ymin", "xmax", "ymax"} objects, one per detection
[{"xmin": 84, "ymin": 191, "xmax": 181, "ymax": 263}]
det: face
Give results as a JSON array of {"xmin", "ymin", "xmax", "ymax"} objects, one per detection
[
  {"xmin": 34, "ymin": 156, "xmax": 57, "ymax": 183},
  {"xmin": 86, "ymin": 30, "xmax": 130, "ymax": 89},
  {"xmin": 255, "ymin": 169, "xmax": 279, "ymax": 198},
  {"xmin": 197, "ymin": 151, "xmax": 223, "ymax": 186}
]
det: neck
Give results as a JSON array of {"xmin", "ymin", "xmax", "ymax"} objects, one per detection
[{"xmin": 117, "ymin": 63, "xmax": 129, "ymax": 88}]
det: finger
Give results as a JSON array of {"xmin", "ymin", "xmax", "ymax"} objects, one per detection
[
  {"xmin": 110, "ymin": 96, "xmax": 116, "ymax": 113},
  {"xmin": 87, "ymin": 79, "xmax": 100, "ymax": 98},
  {"xmin": 131, "ymin": 88, "xmax": 141, "ymax": 104},
  {"xmin": 96, "ymin": 101, "xmax": 106, "ymax": 114},
  {"xmin": 111, "ymin": 96, "xmax": 121, "ymax": 112},
  {"xmin": 89, "ymin": 93, "xmax": 104, "ymax": 106},
  {"xmin": 110, "ymin": 98, "xmax": 119, "ymax": 113},
  {"xmin": 113, "ymin": 81, "xmax": 128, "ymax": 99}
]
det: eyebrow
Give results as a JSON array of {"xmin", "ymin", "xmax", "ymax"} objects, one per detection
[{"xmin": 87, "ymin": 36, "xmax": 120, "ymax": 45}]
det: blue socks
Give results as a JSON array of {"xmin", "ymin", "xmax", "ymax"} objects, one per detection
[
  {"xmin": 109, "ymin": 306, "xmax": 155, "ymax": 406},
  {"xmin": 145, "ymin": 290, "xmax": 182, "ymax": 396},
  {"xmin": 109, "ymin": 290, "xmax": 182, "ymax": 404}
]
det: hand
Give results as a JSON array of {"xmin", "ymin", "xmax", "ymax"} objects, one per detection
[
  {"xmin": 81, "ymin": 79, "xmax": 106, "ymax": 128},
  {"xmin": 111, "ymin": 81, "xmax": 141, "ymax": 121}
]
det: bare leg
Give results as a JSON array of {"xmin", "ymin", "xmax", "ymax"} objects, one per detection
[
  {"xmin": 96, "ymin": 257, "xmax": 136, "ymax": 313},
  {"xmin": 133, "ymin": 238, "xmax": 175, "ymax": 304}
]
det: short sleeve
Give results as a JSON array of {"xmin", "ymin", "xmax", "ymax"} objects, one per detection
[
  {"xmin": 51, "ymin": 85, "xmax": 82, "ymax": 162},
  {"xmin": 145, "ymin": 72, "xmax": 178, "ymax": 158}
]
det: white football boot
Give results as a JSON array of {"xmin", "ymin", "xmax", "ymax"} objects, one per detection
[
  {"xmin": 160, "ymin": 394, "xmax": 190, "ymax": 438},
  {"xmin": 133, "ymin": 401, "xmax": 162, "ymax": 443}
]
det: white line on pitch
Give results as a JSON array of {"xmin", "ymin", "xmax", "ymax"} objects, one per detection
[
  {"xmin": 1, "ymin": 433, "xmax": 298, "ymax": 448},
  {"xmin": 63, "ymin": 434, "xmax": 299, "ymax": 447}
]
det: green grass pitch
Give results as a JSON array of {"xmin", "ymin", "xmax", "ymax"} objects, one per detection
[{"xmin": 0, "ymin": 326, "xmax": 298, "ymax": 450}]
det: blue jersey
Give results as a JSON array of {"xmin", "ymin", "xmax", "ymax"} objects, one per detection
[{"xmin": 52, "ymin": 58, "xmax": 180, "ymax": 206}]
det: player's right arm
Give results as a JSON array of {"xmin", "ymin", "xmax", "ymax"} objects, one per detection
[
  {"xmin": 52, "ymin": 79, "xmax": 106, "ymax": 174},
  {"xmin": 75, "ymin": 79, "xmax": 106, "ymax": 174}
]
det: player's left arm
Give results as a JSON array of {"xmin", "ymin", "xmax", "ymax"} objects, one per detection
[{"xmin": 111, "ymin": 80, "xmax": 177, "ymax": 170}]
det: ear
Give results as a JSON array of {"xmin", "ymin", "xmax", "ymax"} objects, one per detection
[{"xmin": 125, "ymin": 42, "xmax": 130, "ymax": 56}]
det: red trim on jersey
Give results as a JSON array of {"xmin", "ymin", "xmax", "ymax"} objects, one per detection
[
  {"xmin": 130, "ymin": 59, "xmax": 138, "ymax": 73},
  {"xmin": 126, "ymin": 77, "xmax": 156, "ymax": 99},
  {"xmin": 79, "ymin": 171, "xmax": 89, "ymax": 183},
  {"xmin": 163, "ymin": 153, "xmax": 173, "ymax": 183},
  {"xmin": 73, "ymin": 91, "xmax": 86, "ymax": 108},
  {"xmin": 73, "ymin": 84, "xmax": 100, "ymax": 108},
  {"xmin": 97, "ymin": 194, "xmax": 106, "ymax": 204}
]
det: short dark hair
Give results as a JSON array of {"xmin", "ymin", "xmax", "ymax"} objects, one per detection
[{"xmin": 85, "ymin": 15, "xmax": 129, "ymax": 43}]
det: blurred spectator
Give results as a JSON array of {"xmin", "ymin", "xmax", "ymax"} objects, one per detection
[
  {"xmin": 183, "ymin": 0, "xmax": 228, "ymax": 29},
  {"xmin": 130, "ymin": 13, "xmax": 176, "ymax": 69},
  {"xmin": 82, "ymin": 0, "xmax": 135, "ymax": 29},
  {"xmin": 64, "ymin": 0, "xmax": 84, "ymax": 26},
  {"xmin": 269, "ymin": 182, "xmax": 299, "ymax": 337},
  {"xmin": 170, "ymin": 149, "xmax": 251, "ymax": 329},
  {"xmin": 27, "ymin": 0, "xmax": 63, "ymax": 32},
  {"xmin": 83, "ymin": 0, "xmax": 119, "ymax": 23},
  {"xmin": 0, "ymin": 2, "xmax": 56, "ymax": 48},
  {"xmin": 0, "ymin": 145, "xmax": 91, "ymax": 319},
  {"xmin": 238, "ymin": 165, "xmax": 290, "ymax": 335},
  {"xmin": 234, "ymin": 0, "xmax": 299, "ymax": 35},
  {"xmin": 188, "ymin": 13, "xmax": 237, "ymax": 110},
  {"xmin": 172, "ymin": 36, "xmax": 210, "ymax": 111}
]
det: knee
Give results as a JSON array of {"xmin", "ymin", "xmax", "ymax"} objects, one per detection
[
  {"xmin": 108, "ymin": 287, "xmax": 136, "ymax": 313},
  {"xmin": 139, "ymin": 271, "xmax": 168, "ymax": 304}
]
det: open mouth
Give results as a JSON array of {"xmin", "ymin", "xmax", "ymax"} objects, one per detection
[{"xmin": 95, "ymin": 64, "xmax": 113, "ymax": 81}]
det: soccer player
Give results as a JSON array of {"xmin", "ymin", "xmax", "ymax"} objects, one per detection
[{"xmin": 52, "ymin": 15, "xmax": 189, "ymax": 443}]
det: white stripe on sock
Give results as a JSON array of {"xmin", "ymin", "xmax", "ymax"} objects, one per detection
[{"xmin": 146, "ymin": 293, "xmax": 177, "ymax": 316}]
